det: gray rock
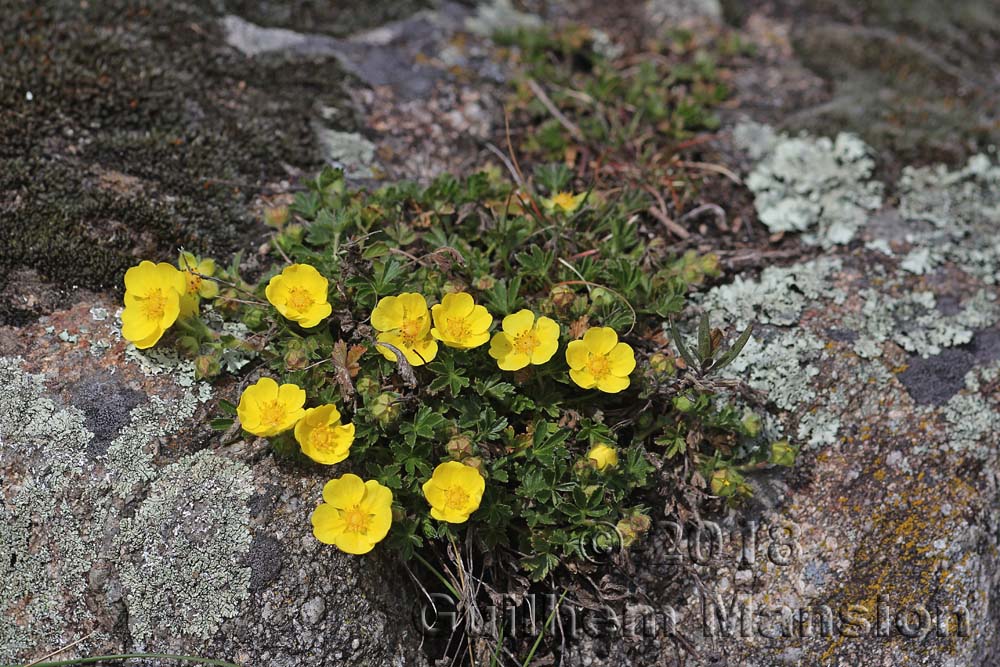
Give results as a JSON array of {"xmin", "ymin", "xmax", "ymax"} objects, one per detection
[{"xmin": 0, "ymin": 302, "xmax": 425, "ymax": 666}]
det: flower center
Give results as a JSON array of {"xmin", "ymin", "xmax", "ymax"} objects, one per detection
[
  {"xmin": 399, "ymin": 317, "xmax": 424, "ymax": 345},
  {"xmin": 185, "ymin": 272, "xmax": 202, "ymax": 295},
  {"xmin": 141, "ymin": 288, "xmax": 167, "ymax": 320},
  {"xmin": 341, "ymin": 505, "xmax": 372, "ymax": 534},
  {"xmin": 259, "ymin": 400, "xmax": 286, "ymax": 426},
  {"xmin": 444, "ymin": 486, "xmax": 470, "ymax": 510},
  {"xmin": 310, "ymin": 425, "xmax": 335, "ymax": 452},
  {"xmin": 445, "ymin": 316, "xmax": 470, "ymax": 340},
  {"xmin": 286, "ymin": 287, "xmax": 315, "ymax": 312},
  {"xmin": 586, "ymin": 354, "xmax": 611, "ymax": 379},
  {"xmin": 552, "ymin": 192, "xmax": 576, "ymax": 210},
  {"xmin": 512, "ymin": 329, "xmax": 539, "ymax": 356}
]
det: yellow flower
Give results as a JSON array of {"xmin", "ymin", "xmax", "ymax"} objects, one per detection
[
  {"xmin": 488, "ymin": 309, "xmax": 560, "ymax": 371},
  {"xmin": 177, "ymin": 251, "xmax": 219, "ymax": 318},
  {"xmin": 237, "ymin": 377, "xmax": 306, "ymax": 437},
  {"xmin": 587, "ymin": 443, "xmax": 618, "ymax": 471},
  {"xmin": 541, "ymin": 191, "xmax": 586, "ymax": 214},
  {"xmin": 431, "ymin": 292, "xmax": 493, "ymax": 350},
  {"xmin": 265, "ymin": 263, "xmax": 332, "ymax": 328},
  {"xmin": 371, "ymin": 292, "xmax": 438, "ymax": 366},
  {"xmin": 422, "ymin": 461, "xmax": 485, "ymax": 524},
  {"xmin": 311, "ymin": 473, "xmax": 393, "ymax": 554},
  {"xmin": 565, "ymin": 327, "xmax": 636, "ymax": 393},
  {"xmin": 121, "ymin": 261, "xmax": 187, "ymax": 349},
  {"xmin": 294, "ymin": 404, "xmax": 355, "ymax": 465}
]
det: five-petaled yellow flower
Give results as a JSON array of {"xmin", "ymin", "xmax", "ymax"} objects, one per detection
[
  {"xmin": 265, "ymin": 263, "xmax": 332, "ymax": 328},
  {"xmin": 587, "ymin": 443, "xmax": 618, "ymax": 471},
  {"xmin": 311, "ymin": 473, "xmax": 393, "ymax": 554},
  {"xmin": 294, "ymin": 404, "xmax": 356, "ymax": 465},
  {"xmin": 371, "ymin": 292, "xmax": 438, "ymax": 366},
  {"xmin": 422, "ymin": 461, "xmax": 485, "ymax": 523},
  {"xmin": 566, "ymin": 327, "xmax": 635, "ymax": 393},
  {"xmin": 431, "ymin": 292, "xmax": 492, "ymax": 350},
  {"xmin": 488, "ymin": 309, "xmax": 560, "ymax": 371},
  {"xmin": 177, "ymin": 251, "xmax": 219, "ymax": 318},
  {"xmin": 237, "ymin": 377, "xmax": 306, "ymax": 437},
  {"xmin": 541, "ymin": 191, "xmax": 586, "ymax": 214},
  {"xmin": 121, "ymin": 261, "xmax": 187, "ymax": 349}
]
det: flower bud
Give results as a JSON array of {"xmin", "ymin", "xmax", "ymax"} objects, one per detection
[
  {"xmin": 371, "ymin": 392, "xmax": 401, "ymax": 427},
  {"xmin": 195, "ymin": 354, "xmax": 221, "ymax": 380},
  {"xmin": 447, "ymin": 435, "xmax": 474, "ymax": 460},
  {"xmin": 769, "ymin": 440, "xmax": 797, "ymax": 467}
]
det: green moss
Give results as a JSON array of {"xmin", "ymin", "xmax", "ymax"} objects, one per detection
[{"xmin": 1, "ymin": 0, "xmax": 358, "ymax": 320}]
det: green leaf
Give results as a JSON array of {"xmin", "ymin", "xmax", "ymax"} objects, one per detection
[
  {"xmin": 712, "ymin": 323, "xmax": 754, "ymax": 372},
  {"xmin": 669, "ymin": 319, "xmax": 700, "ymax": 370}
]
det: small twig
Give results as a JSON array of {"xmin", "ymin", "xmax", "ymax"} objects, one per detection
[
  {"xmin": 486, "ymin": 142, "xmax": 526, "ymax": 190},
  {"xmin": 677, "ymin": 160, "xmax": 742, "ymax": 185},
  {"xmin": 526, "ymin": 78, "xmax": 584, "ymax": 142},
  {"xmin": 678, "ymin": 203, "xmax": 727, "ymax": 232},
  {"xmin": 373, "ymin": 341, "xmax": 418, "ymax": 388},
  {"xmin": 647, "ymin": 206, "xmax": 691, "ymax": 240},
  {"xmin": 24, "ymin": 632, "xmax": 96, "ymax": 667}
]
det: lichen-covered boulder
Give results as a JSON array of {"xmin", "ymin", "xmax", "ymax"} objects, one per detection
[
  {"xmin": 0, "ymin": 302, "xmax": 426, "ymax": 666},
  {"xmin": 560, "ymin": 128, "xmax": 1000, "ymax": 667}
]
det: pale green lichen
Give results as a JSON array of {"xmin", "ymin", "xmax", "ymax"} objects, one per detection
[
  {"xmin": 735, "ymin": 123, "xmax": 883, "ymax": 247},
  {"xmin": 699, "ymin": 257, "xmax": 844, "ymax": 329},
  {"xmin": 117, "ymin": 449, "xmax": 254, "ymax": 644},
  {"xmin": 465, "ymin": 0, "xmax": 542, "ymax": 36},
  {"xmin": 937, "ymin": 361, "xmax": 1000, "ymax": 458},
  {"xmin": 0, "ymin": 358, "xmax": 96, "ymax": 657},
  {"xmin": 847, "ymin": 288, "xmax": 998, "ymax": 359},
  {"xmin": 103, "ymin": 391, "xmax": 201, "ymax": 497},
  {"xmin": 896, "ymin": 153, "xmax": 1000, "ymax": 283},
  {"xmin": 315, "ymin": 128, "xmax": 377, "ymax": 179},
  {"xmin": 722, "ymin": 329, "xmax": 826, "ymax": 412}
]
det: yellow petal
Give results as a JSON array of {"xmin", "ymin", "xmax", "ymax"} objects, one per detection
[
  {"xmin": 371, "ymin": 296, "xmax": 404, "ymax": 332},
  {"xmin": 277, "ymin": 383, "xmax": 306, "ymax": 409},
  {"xmin": 583, "ymin": 327, "xmax": 618, "ymax": 355},
  {"xmin": 375, "ymin": 332, "xmax": 405, "ymax": 362},
  {"xmin": 596, "ymin": 374, "xmax": 630, "ymax": 393},
  {"xmin": 362, "ymin": 480, "xmax": 393, "ymax": 507},
  {"xmin": 310, "ymin": 504, "xmax": 345, "ymax": 544},
  {"xmin": 322, "ymin": 473, "xmax": 366, "ymax": 508},
  {"xmin": 121, "ymin": 305, "xmax": 157, "ymax": 341},
  {"xmin": 488, "ymin": 331, "xmax": 513, "ymax": 359},
  {"xmin": 440, "ymin": 292, "xmax": 475, "ymax": 318},
  {"xmin": 607, "ymin": 342, "xmax": 636, "ymax": 376},
  {"xmin": 123, "ymin": 261, "xmax": 158, "ymax": 293},
  {"xmin": 245, "ymin": 377, "xmax": 279, "ymax": 402},
  {"xmin": 570, "ymin": 368, "xmax": 597, "ymax": 389},
  {"xmin": 565, "ymin": 340, "xmax": 589, "ymax": 370},
  {"xmin": 408, "ymin": 337, "xmax": 438, "ymax": 366},
  {"xmin": 336, "ymin": 531, "xmax": 376, "ymax": 555},
  {"xmin": 398, "ymin": 292, "xmax": 429, "ymax": 319},
  {"xmin": 298, "ymin": 302, "xmax": 332, "ymax": 328},
  {"xmin": 131, "ymin": 326, "xmax": 166, "ymax": 350},
  {"xmin": 529, "ymin": 336, "xmax": 558, "ymax": 365},
  {"xmin": 466, "ymin": 305, "xmax": 493, "ymax": 334},
  {"xmin": 502, "ymin": 309, "xmax": 536, "ymax": 336}
]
